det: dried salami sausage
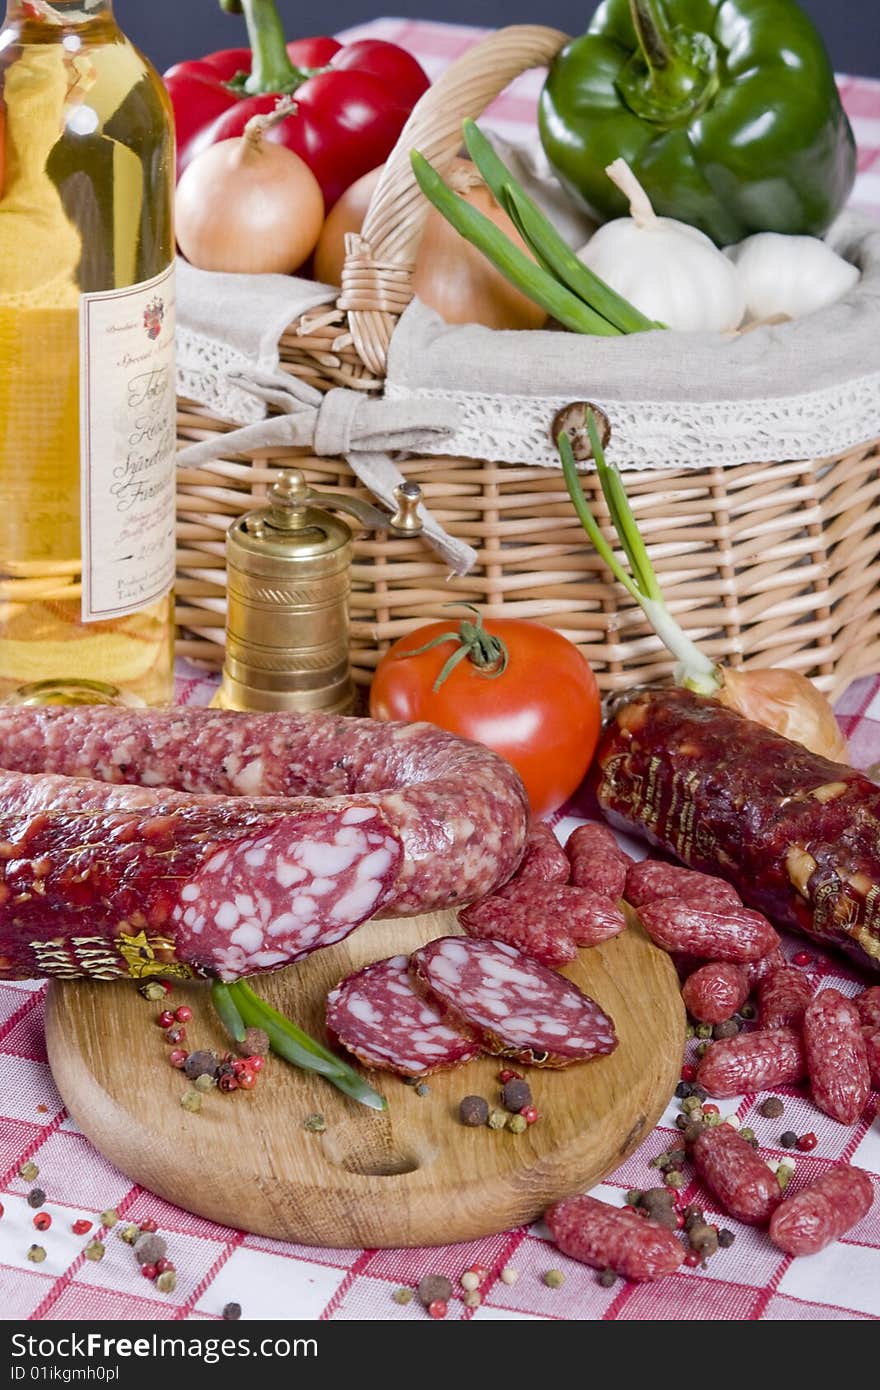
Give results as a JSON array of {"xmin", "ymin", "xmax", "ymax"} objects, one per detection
[
  {"xmin": 565, "ymin": 822, "xmax": 630, "ymax": 900},
  {"xmin": 0, "ymin": 707, "xmax": 529, "ymax": 981},
  {"xmin": 326, "ymin": 955, "xmax": 479, "ymax": 1077},
  {"xmin": 409, "ymin": 936, "xmax": 617, "ymax": 1067},
  {"xmin": 681, "ymin": 962, "xmax": 749, "ymax": 1025},
  {"xmin": 637, "ymin": 901, "xmax": 779, "ymax": 962},
  {"xmin": 758, "ymin": 966, "xmax": 814, "ymax": 1031},
  {"xmin": 802, "ymin": 989, "xmax": 870, "ymax": 1125},
  {"xmin": 624, "ymin": 860, "xmax": 741, "ymax": 913},
  {"xmin": 0, "ymin": 705, "xmax": 529, "ymax": 920},
  {"xmin": 545, "ymin": 1195, "xmax": 684, "ymax": 1281},
  {"xmin": 690, "ymin": 1125, "xmax": 781, "ymax": 1225},
  {"xmin": 596, "ymin": 688, "xmax": 879, "ymax": 973},
  {"xmin": 696, "ymin": 1028, "xmax": 806, "ymax": 1097},
  {"xmin": 503, "ymin": 821, "xmax": 570, "ymax": 888},
  {"xmin": 459, "ymin": 882, "xmax": 624, "ymax": 966},
  {"xmin": 0, "ymin": 771, "xmax": 401, "ymax": 981},
  {"xmin": 769, "ymin": 1167, "xmax": 875, "ymax": 1256}
]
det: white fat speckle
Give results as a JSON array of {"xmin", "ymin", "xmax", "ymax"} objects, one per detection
[
  {"xmin": 140, "ymin": 770, "xmax": 165, "ymax": 787},
  {"xmin": 540, "ymin": 1020, "xmax": 568, "ymax": 1036},
  {"xmin": 234, "ymin": 895, "xmax": 255, "ymax": 917},
  {"xmin": 342, "ymin": 806, "xmax": 375, "ymax": 825},
  {"xmin": 428, "ymin": 955, "xmax": 461, "ymax": 986},
  {"xmin": 206, "ymin": 850, "xmax": 229, "ymax": 874},
  {"xmin": 309, "ymin": 877, "xmax": 335, "ymax": 897},
  {"xmin": 275, "ymin": 861, "xmax": 307, "ymax": 888},
  {"xmin": 180, "ymin": 884, "xmax": 200, "ymax": 903},
  {"xmin": 232, "ymin": 758, "xmax": 265, "ymax": 796},
  {"xmin": 481, "ymin": 956, "xmax": 541, "ymax": 988},
  {"xmin": 439, "ymin": 940, "xmax": 469, "ymax": 965},
  {"xmin": 296, "ymin": 838, "xmax": 363, "ymax": 876},
  {"xmin": 231, "ymin": 923, "xmax": 264, "ymax": 953},
  {"xmin": 249, "ymin": 950, "xmax": 288, "ymax": 968},
  {"xmin": 183, "ymin": 907, "xmax": 197, "ymax": 927},
  {"xmin": 267, "ymin": 912, "xmax": 297, "ymax": 937},
  {"xmin": 215, "ymin": 901, "xmax": 239, "ymax": 930},
  {"xmin": 244, "ymin": 847, "xmax": 267, "ymax": 868},
  {"xmin": 356, "ymin": 848, "xmax": 393, "ymax": 880},
  {"xmin": 330, "ymin": 879, "xmax": 382, "ymax": 922},
  {"xmin": 292, "ymin": 896, "xmax": 316, "ymax": 921},
  {"xmin": 349, "ymin": 998, "xmax": 380, "ymax": 1025}
]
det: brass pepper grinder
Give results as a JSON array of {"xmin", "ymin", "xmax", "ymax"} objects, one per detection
[{"xmin": 214, "ymin": 470, "xmax": 423, "ymax": 714}]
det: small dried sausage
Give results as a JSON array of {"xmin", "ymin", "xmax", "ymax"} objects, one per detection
[
  {"xmin": 691, "ymin": 1125, "xmax": 781, "ymax": 1225},
  {"xmin": 803, "ymin": 989, "xmax": 870, "ymax": 1125},
  {"xmin": 681, "ymin": 962, "xmax": 749, "ymax": 1025},
  {"xmin": 637, "ymin": 901, "xmax": 779, "ymax": 963},
  {"xmin": 758, "ymin": 965, "xmax": 815, "ymax": 1031},
  {"xmin": 696, "ymin": 1028, "xmax": 806, "ymax": 1097},
  {"xmin": 565, "ymin": 822, "xmax": 630, "ymax": 900},
  {"xmin": 769, "ymin": 1166, "xmax": 875, "ymax": 1256},
  {"xmin": 545, "ymin": 1194, "xmax": 684, "ymax": 1281}
]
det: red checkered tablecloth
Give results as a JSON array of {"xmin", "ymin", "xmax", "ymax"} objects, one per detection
[{"xmin": 2, "ymin": 18, "xmax": 879, "ymax": 1325}]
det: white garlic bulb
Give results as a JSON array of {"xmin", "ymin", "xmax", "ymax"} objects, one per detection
[
  {"xmin": 577, "ymin": 159, "xmax": 745, "ymax": 333},
  {"xmin": 726, "ymin": 232, "xmax": 860, "ymax": 322}
]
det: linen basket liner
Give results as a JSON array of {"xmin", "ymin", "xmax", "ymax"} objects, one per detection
[
  {"xmin": 176, "ymin": 211, "xmax": 880, "ymax": 573},
  {"xmin": 383, "ymin": 211, "xmax": 880, "ymax": 473}
]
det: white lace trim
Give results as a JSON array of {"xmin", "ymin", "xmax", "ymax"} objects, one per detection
[
  {"xmin": 177, "ymin": 326, "xmax": 271, "ymax": 425},
  {"xmin": 384, "ymin": 373, "xmax": 880, "ymax": 470}
]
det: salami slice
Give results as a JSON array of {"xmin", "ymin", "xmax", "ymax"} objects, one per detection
[
  {"xmin": 326, "ymin": 955, "xmax": 480, "ymax": 1077},
  {"xmin": 409, "ymin": 937, "xmax": 617, "ymax": 1067},
  {"xmin": 460, "ymin": 883, "xmax": 624, "ymax": 967},
  {"xmin": 0, "ymin": 771, "xmax": 401, "ymax": 981}
]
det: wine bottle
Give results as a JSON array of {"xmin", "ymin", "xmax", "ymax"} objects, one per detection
[{"xmin": 0, "ymin": 0, "xmax": 176, "ymax": 707}]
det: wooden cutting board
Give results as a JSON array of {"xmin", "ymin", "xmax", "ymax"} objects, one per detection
[{"xmin": 45, "ymin": 909, "xmax": 684, "ymax": 1248}]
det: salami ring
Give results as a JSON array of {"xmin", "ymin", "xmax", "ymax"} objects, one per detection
[{"xmin": 0, "ymin": 707, "xmax": 529, "ymax": 982}]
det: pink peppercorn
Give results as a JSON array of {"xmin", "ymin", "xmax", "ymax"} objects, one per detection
[
  {"xmin": 141, "ymin": 1263, "xmax": 158, "ymax": 1280},
  {"xmin": 168, "ymin": 1049, "xmax": 188, "ymax": 1069},
  {"xmin": 797, "ymin": 1132, "xmax": 818, "ymax": 1152},
  {"xmin": 174, "ymin": 1006, "xmax": 193, "ymax": 1024},
  {"xmin": 157, "ymin": 1011, "xmax": 174, "ymax": 1029}
]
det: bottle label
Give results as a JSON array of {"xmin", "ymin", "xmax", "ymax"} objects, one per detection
[{"xmin": 79, "ymin": 262, "xmax": 176, "ymax": 622}]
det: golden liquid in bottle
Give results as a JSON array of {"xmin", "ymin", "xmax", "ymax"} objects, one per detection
[{"xmin": 0, "ymin": 2, "xmax": 175, "ymax": 705}]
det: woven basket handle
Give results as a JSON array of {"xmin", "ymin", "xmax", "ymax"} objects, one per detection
[{"xmin": 339, "ymin": 24, "xmax": 569, "ymax": 377}]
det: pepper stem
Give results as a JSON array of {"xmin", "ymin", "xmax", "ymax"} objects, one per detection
[
  {"xmin": 237, "ymin": 0, "xmax": 300, "ymax": 96},
  {"xmin": 620, "ymin": 0, "xmax": 720, "ymax": 128},
  {"xmin": 629, "ymin": 0, "xmax": 675, "ymax": 70}
]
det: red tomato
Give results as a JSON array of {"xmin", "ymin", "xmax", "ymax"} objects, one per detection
[{"xmin": 369, "ymin": 613, "xmax": 601, "ymax": 818}]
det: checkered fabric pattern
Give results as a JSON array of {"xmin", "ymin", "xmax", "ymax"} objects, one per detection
[{"xmin": 1, "ymin": 18, "xmax": 879, "ymax": 1323}]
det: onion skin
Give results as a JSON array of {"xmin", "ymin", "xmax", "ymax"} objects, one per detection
[
  {"xmin": 176, "ymin": 125, "xmax": 325, "ymax": 275},
  {"xmin": 313, "ymin": 160, "xmax": 547, "ymax": 330},
  {"xmin": 716, "ymin": 666, "xmax": 848, "ymax": 763}
]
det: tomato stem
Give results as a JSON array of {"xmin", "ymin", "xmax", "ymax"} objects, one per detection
[{"xmin": 398, "ymin": 604, "xmax": 510, "ymax": 692}]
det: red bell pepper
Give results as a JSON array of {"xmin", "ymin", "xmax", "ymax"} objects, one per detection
[{"xmin": 164, "ymin": 0, "xmax": 429, "ymax": 207}]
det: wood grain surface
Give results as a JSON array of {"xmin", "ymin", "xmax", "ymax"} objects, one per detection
[{"xmin": 46, "ymin": 908, "xmax": 684, "ymax": 1248}]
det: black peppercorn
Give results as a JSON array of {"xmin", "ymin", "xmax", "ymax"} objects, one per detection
[
  {"xmin": 458, "ymin": 1095, "xmax": 490, "ymax": 1127},
  {"xmin": 501, "ymin": 1078, "xmax": 532, "ymax": 1112}
]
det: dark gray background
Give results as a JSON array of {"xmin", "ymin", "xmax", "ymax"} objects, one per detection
[{"xmin": 116, "ymin": 2, "xmax": 880, "ymax": 79}]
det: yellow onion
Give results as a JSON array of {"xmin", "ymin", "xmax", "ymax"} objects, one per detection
[
  {"xmin": 716, "ymin": 666, "xmax": 848, "ymax": 763},
  {"xmin": 314, "ymin": 159, "xmax": 547, "ymax": 331}
]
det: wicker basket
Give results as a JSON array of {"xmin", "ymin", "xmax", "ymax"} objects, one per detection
[{"xmin": 175, "ymin": 25, "xmax": 880, "ymax": 698}]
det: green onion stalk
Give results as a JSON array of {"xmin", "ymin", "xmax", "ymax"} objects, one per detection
[
  {"xmin": 410, "ymin": 122, "xmax": 664, "ymax": 338},
  {"xmin": 556, "ymin": 413, "xmax": 849, "ymax": 762},
  {"xmin": 210, "ymin": 980, "xmax": 387, "ymax": 1112}
]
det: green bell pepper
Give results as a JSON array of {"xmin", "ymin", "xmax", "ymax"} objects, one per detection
[{"xmin": 539, "ymin": 0, "xmax": 856, "ymax": 245}]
